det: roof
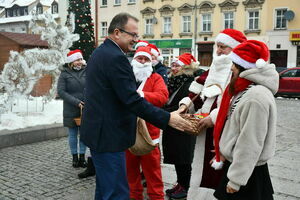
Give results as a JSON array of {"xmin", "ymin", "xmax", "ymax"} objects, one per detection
[
  {"xmin": 5, "ymin": 0, "xmax": 36, "ymax": 8},
  {"xmin": 0, "ymin": 31, "xmax": 48, "ymax": 47},
  {"xmin": 0, "ymin": 13, "xmax": 59, "ymax": 24}
]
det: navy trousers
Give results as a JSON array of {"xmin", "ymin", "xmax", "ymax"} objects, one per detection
[{"xmin": 91, "ymin": 150, "xmax": 129, "ymax": 200}]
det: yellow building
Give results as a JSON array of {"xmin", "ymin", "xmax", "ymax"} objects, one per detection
[{"xmin": 139, "ymin": 0, "xmax": 300, "ymax": 68}]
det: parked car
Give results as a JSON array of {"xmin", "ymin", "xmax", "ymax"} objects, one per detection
[{"xmin": 276, "ymin": 67, "xmax": 300, "ymax": 97}]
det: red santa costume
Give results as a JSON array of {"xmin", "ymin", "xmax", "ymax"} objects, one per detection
[
  {"xmin": 179, "ymin": 29, "xmax": 247, "ymax": 199},
  {"xmin": 125, "ymin": 46, "xmax": 168, "ymax": 200}
]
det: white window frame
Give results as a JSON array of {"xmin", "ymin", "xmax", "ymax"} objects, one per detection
[
  {"xmin": 101, "ymin": 21, "xmax": 108, "ymax": 37},
  {"xmin": 224, "ymin": 12, "xmax": 234, "ymax": 29},
  {"xmin": 52, "ymin": 4, "xmax": 58, "ymax": 14},
  {"xmin": 145, "ymin": 18, "xmax": 153, "ymax": 35},
  {"xmin": 101, "ymin": 0, "xmax": 107, "ymax": 6},
  {"xmin": 274, "ymin": 8, "xmax": 287, "ymax": 30},
  {"xmin": 163, "ymin": 17, "xmax": 171, "ymax": 34},
  {"xmin": 114, "ymin": 0, "xmax": 121, "ymax": 5},
  {"xmin": 201, "ymin": 13, "xmax": 212, "ymax": 32},
  {"xmin": 182, "ymin": 15, "xmax": 191, "ymax": 33},
  {"xmin": 247, "ymin": 10, "xmax": 259, "ymax": 30},
  {"xmin": 128, "ymin": 0, "xmax": 136, "ymax": 4}
]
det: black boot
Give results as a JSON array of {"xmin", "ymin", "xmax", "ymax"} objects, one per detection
[
  {"xmin": 72, "ymin": 154, "xmax": 79, "ymax": 168},
  {"xmin": 78, "ymin": 154, "xmax": 87, "ymax": 168},
  {"xmin": 78, "ymin": 157, "xmax": 95, "ymax": 179}
]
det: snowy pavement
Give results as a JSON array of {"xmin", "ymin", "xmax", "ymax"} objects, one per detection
[{"xmin": 0, "ymin": 98, "xmax": 299, "ymax": 200}]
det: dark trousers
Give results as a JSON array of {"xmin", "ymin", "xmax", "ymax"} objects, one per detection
[
  {"xmin": 91, "ymin": 150, "xmax": 129, "ymax": 200},
  {"xmin": 175, "ymin": 164, "xmax": 192, "ymax": 190}
]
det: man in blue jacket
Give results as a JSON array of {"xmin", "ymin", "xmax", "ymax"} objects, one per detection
[{"xmin": 80, "ymin": 13, "xmax": 193, "ymax": 200}]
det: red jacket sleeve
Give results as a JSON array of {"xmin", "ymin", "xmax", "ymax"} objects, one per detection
[
  {"xmin": 188, "ymin": 70, "xmax": 209, "ymax": 111},
  {"xmin": 143, "ymin": 73, "xmax": 169, "ymax": 108}
]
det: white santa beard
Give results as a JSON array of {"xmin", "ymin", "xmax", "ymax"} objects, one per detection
[{"xmin": 131, "ymin": 59, "xmax": 153, "ymax": 82}]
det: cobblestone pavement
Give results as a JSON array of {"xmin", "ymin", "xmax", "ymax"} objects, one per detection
[{"xmin": 0, "ymin": 98, "xmax": 299, "ymax": 200}]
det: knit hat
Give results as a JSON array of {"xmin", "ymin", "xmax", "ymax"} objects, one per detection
[
  {"xmin": 215, "ymin": 29, "xmax": 247, "ymax": 48},
  {"xmin": 174, "ymin": 53, "xmax": 197, "ymax": 66},
  {"xmin": 66, "ymin": 49, "xmax": 83, "ymax": 63},
  {"xmin": 229, "ymin": 40, "xmax": 270, "ymax": 69},
  {"xmin": 135, "ymin": 40, "xmax": 149, "ymax": 49},
  {"xmin": 133, "ymin": 46, "xmax": 152, "ymax": 61}
]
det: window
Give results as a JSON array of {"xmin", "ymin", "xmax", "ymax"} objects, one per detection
[
  {"xmin": 145, "ymin": 18, "xmax": 153, "ymax": 35},
  {"xmin": 11, "ymin": 28, "xmax": 15, "ymax": 32},
  {"xmin": 202, "ymin": 14, "xmax": 211, "ymax": 32},
  {"xmin": 224, "ymin": 12, "xmax": 234, "ymax": 29},
  {"xmin": 37, "ymin": 5, "xmax": 43, "ymax": 14},
  {"xmin": 114, "ymin": 0, "xmax": 121, "ymax": 5},
  {"xmin": 24, "ymin": 7, "xmax": 28, "ymax": 15},
  {"xmin": 52, "ymin": 4, "xmax": 58, "ymax": 14},
  {"xmin": 163, "ymin": 17, "xmax": 171, "ymax": 34},
  {"xmin": 248, "ymin": 11, "xmax": 259, "ymax": 30},
  {"xmin": 13, "ymin": 9, "xmax": 18, "ymax": 16},
  {"xmin": 101, "ymin": 0, "xmax": 107, "ymax": 6},
  {"xmin": 101, "ymin": 22, "xmax": 108, "ymax": 37},
  {"xmin": 281, "ymin": 69, "xmax": 299, "ymax": 77},
  {"xmin": 182, "ymin": 16, "xmax": 191, "ymax": 33},
  {"xmin": 128, "ymin": 0, "xmax": 136, "ymax": 3},
  {"xmin": 275, "ymin": 9, "xmax": 287, "ymax": 29}
]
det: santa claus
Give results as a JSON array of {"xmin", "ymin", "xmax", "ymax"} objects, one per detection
[{"xmin": 126, "ymin": 46, "xmax": 169, "ymax": 200}]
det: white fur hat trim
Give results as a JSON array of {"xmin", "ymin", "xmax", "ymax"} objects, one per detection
[
  {"xmin": 256, "ymin": 58, "xmax": 267, "ymax": 68},
  {"xmin": 151, "ymin": 48, "xmax": 159, "ymax": 57},
  {"xmin": 66, "ymin": 52, "xmax": 83, "ymax": 63},
  {"xmin": 215, "ymin": 33, "xmax": 240, "ymax": 48},
  {"xmin": 189, "ymin": 81, "xmax": 203, "ymax": 94},
  {"xmin": 229, "ymin": 52, "xmax": 256, "ymax": 69},
  {"xmin": 135, "ymin": 41, "xmax": 148, "ymax": 49},
  {"xmin": 133, "ymin": 51, "xmax": 152, "ymax": 61}
]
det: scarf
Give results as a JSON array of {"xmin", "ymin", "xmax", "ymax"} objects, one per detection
[
  {"xmin": 213, "ymin": 77, "xmax": 253, "ymax": 162},
  {"xmin": 167, "ymin": 74, "xmax": 192, "ymax": 96}
]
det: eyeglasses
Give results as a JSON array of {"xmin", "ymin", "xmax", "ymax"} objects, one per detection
[{"xmin": 118, "ymin": 28, "xmax": 139, "ymax": 39}]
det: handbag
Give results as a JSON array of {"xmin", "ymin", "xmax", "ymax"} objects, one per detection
[
  {"xmin": 73, "ymin": 107, "xmax": 82, "ymax": 126},
  {"xmin": 128, "ymin": 80, "xmax": 158, "ymax": 156},
  {"xmin": 128, "ymin": 117, "xmax": 158, "ymax": 156}
]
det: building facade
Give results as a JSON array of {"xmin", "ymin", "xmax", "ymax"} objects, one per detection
[{"xmin": 0, "ymin": 0, "xmax": 59, "ymax": 34}]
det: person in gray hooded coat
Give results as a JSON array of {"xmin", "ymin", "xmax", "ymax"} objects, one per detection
[{"xmin": 57, "ymin": 49, "xmax": 87, "ymax": 168}]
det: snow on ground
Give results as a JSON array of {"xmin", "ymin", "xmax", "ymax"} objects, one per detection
[{"xmin": 0, "ymin": 97, "xmax": 63, "ymax": 131}]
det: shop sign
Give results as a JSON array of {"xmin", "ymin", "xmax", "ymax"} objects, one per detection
[
  {"xmin": 147, "ymin": 39, "xmax": 192, "ymax": 48},
  {"xmin": 290, "ymin": 32, "xmax": 300, "ymax": 41}
]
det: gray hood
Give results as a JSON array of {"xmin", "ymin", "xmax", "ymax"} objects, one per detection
[{"xmin": 239, "ymin": 63, "xmax": 279, "ymax": 95}]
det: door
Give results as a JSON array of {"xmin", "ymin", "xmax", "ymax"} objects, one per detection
[
  {"xmin": 270, "ymin": 50, "xmax": 288, "ymax": 68},
  {"xmin": 279, "ymin": 68, "xmax": 300, "ymax": 94},
  {"xmin": 198, "ymin": 52, "xmax": 213, "ymax": 66}
]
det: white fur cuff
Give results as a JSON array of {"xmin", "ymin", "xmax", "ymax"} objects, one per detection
[
  {"xmin": 209, "ymin": 109, "xmax": 218, "ymax": 125},
  {"xmin": 179, "ymin": 97, "xmax": 192, "ymax": 107},
  {"xmin": 211, "ymin": 159, "xmax": 224, "ymax": 170},
  {"xmin": 189, "ymin": 81, "xmax": 203, "ymax": 94},
  {"xmin": 202, "ymin": 85, "xmax": 222, "ymax": 98}
]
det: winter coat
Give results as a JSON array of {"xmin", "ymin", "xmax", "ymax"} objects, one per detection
[
  {"xmin": 162, "ymin": 76, "xmax": 196, "ymax": 164},
  {"xmin": 57, "ymin": 67, "xmax": 86, "ymax": 128},
  {"xmin": 153, "ymin": 62, "xmax": 168, "ymax": 85},
  {"xmin": 219, "ymin": 64, "xmax": 279, "ymax": 191}
]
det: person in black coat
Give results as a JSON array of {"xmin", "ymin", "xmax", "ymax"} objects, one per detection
[
  {"xmin": 163, "ymin": 53, "xmax": 199, "ymax": 199},
  {"xmin": 57, "ymin": 49, "xmax": 87, "ymax": 168},
  {"xmin": 79, "ymin": 13, "xmax": 193, "ymax": 200}
]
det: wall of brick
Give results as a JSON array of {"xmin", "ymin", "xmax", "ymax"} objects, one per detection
[{"xmin": 30, "ymin": 74, "xmax": 53, "ymax": 97}]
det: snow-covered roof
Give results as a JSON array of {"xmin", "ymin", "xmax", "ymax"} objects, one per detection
[
  {"xmin": 40, "ymin": 0, "xmax": 54, "ymax": 7},
  {"xmin": 0, "ymin": 13, "xmax": 59, "ymax": 24},
  {"xmin": 5, "ymin": 0, "xmax": 36, "ymax": 8},
  {"xmin": 0, "ymin": 31, "xmax": 48, "ymax": 47},
  {"xmin": 0, "ymin": 0, "xmax": 14, "ymax": 7}
]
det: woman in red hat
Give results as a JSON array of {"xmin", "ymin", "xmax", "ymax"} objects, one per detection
[
  {"xmin": 57, "ymin": 49, "xmax": 88, "ymax": 168},
  {"xmin": 162, "ymin": 53, "xmax": 199, "ymax": 199}
]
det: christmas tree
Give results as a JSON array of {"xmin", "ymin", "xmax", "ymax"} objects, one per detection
[{"xmin": 67, "ymin": 0, "xmax": 96, "ymax": 61}]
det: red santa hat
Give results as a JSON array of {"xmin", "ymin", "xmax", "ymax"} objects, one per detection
[
  {"xmin": 66, "ymin": 49, "xmax": 83, "ymax": 63},
  {"xmin": 174, "ymin": 53, "xmax": 197, "ymax": 66},
  {"xmin": 133, "ymin": 46, "xmax": 152, "ymax": 61},
  {"xmin": 215, "ymin": 29, "xmax": 247, "ymax": 48},
  {"xmin": 135, "ymin": 40, "xmax": 149, "ymax": 49},
  {"xmin": 229, "ymin": 40, "xmax": 270, "ymax": 69}
]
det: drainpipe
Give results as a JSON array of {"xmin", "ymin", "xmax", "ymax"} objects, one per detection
[
  {"xmin": 193, "ymin": 0, "xmax": 198, "ymax": 58},
  {"xmin": 95, "ymin": 0, "xmax": 98, "ymax": 46}
]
